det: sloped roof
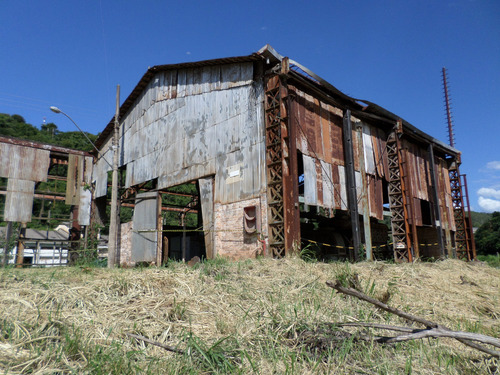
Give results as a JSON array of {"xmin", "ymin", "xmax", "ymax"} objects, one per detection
[{"xmin": 95, "ymin": 45, "xmax": 458, "ymax": 157}]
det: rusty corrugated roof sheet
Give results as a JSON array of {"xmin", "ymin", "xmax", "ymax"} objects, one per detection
[{"xmin": 0, "ymin": 136, "xmax": 92, "ymax": 157}]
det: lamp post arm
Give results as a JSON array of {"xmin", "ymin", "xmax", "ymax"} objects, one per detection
[{"xmin": 52, "ymin": 108, "xmax": 113, "ymax": 168}]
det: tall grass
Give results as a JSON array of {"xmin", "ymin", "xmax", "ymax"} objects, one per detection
[{"xmin": 0, "ymin": 257, "xmax": 498, "ymax": 374}]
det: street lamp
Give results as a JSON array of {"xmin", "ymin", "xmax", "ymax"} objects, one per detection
[
  {"xmin": 50, "ymin": 99, "xmax": 120, "ymax": 268},
  {"xmin": 49, "ymin": 106, "xmax": 112, "ymax": 168}
]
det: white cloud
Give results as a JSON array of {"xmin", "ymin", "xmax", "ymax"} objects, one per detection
[
  {"xmin": 478, "ymin": 187, "xmax": 500, "ymax": 200},
  {"xmin": 186, "ymin": 51, "xmax": 191, "ymax": 55},
  {"xmin": 478, "ymin": 197, "xmax": 500, "ymax": 212},
  {"xmin": 486, "ymin": 161, "xmax": 500, "ymax": 170}
]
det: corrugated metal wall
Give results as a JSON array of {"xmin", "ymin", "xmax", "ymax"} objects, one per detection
[
  {"xmin": 94, "ymin": 62, "xmax": 266, "ymax": 203},
  {"xmin": 291, "ymin": 86, "xmax": 386, "ymax": 220},
  {"xmin": 290, "ymin": 84, "xmax": 455, "ymax": 231},
  {"xmin": 0, "ymin": 143, "xmax": 50, "ymax": 222}
]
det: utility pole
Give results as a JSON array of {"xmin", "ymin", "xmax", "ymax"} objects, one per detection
[{"xmin": 108, "ymin": 85, "xmax": 120, "ymax": 268}]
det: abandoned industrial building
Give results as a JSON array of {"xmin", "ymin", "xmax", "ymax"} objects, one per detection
[{"xmin": 1, "ymin": 45, "xmax": 476, "ymax": 266}]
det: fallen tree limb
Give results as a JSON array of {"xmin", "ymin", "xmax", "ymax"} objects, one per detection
[
  {"xmin": 126, "ymin": 333, "xmax": 185, "ymax": 354},
  {"xmin": 326, "ymin": 280, "xmax": 500, "ymax": 358}
]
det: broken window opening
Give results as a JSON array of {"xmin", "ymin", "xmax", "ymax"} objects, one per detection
[{"xmin": 160, "ymin": 181, "xmax": 205, "ymax": 263}]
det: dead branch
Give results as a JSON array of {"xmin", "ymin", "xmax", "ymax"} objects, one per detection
[
  {"xmin": 126, "ymin": 333, "xmax": 185, "ymax": 354},
  {"xmin": 333, "ymin": 322, "xmax": 416, "ymax": 333},
  {"xmin": 326, "ymin": 280, "xmax": 500, "ymax": 358}
]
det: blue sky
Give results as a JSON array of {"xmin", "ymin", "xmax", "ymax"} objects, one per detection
[{"xmin": 1, "ymin": 0, "xmax": 499, "ymax": 212}]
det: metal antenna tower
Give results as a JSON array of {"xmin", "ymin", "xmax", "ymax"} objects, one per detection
[
  {"xmin": 441, "ymin": 67, "xmax": 476, "ymax": 261},
  {"xmin": 442, "ymin": 67, "xmax": 455, "ymax": 147}
]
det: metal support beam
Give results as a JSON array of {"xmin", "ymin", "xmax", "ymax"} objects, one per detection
[
  {"xmin": 264, "ymin": 68, "xmax": 300, "ymax": 258},
  {"xmin": 386, "ymin": 122, "xmax": 413, "ymax": 262},
  {"xmin": 449, "ymin": 160, "xmax": 476, "ymax": 261},
  {"xmin": 343, "ymin": 110, "xmax": 360, "ymax": 261}
]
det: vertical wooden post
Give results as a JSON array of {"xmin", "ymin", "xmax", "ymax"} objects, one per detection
[
  {"xmin": 108, "ymin": 85, "xmax": 120, "ymax": 268},
  {"xmin": 15, "ymin": 223, "xmax": 26, "ymax": 268}
]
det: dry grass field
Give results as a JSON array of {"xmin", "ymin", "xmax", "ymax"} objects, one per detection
[{"xmin": 0, "ymin": 257, "xmax": 499, "ymax": 374}]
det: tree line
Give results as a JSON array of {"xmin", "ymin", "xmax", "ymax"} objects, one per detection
[{"xmin": 0, "ymin": 113, "xmax": 98, "ymax": 151}]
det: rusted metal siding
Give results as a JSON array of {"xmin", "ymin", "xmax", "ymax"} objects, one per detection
[
  {"xmin": 96, "ymin": 62, "xmax": 266, "ymax": 204},
  {"xmin": 4, "ymin": 179, "xmax": 35, "ymax": 222},
  {"xmin": 0, "ymin": 143, "xmax": 50, "ymax": 223},
  {"xmin": 292, "ymin": 86, "xmax": 385, "ymax": 220},
  {"xmin": 0, "ymin": 143, "xmax": 50, "ymax": 181},
  {"xmin": 289, "ymin": 83, "xmax": 457, "ymax": 228}
]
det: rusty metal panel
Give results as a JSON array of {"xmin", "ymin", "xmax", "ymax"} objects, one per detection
[
  {"xmin": 328, "ymin": 106, "xmax": 344, "ymax": 165},
  {"xmin": 131, "ymin": 191, "xmax": 159, "ymax": 263},
  {"xmin": 5, "ymin": 179, "xmax": 35, "ymax": 222},
  {"xmin": 338, "ymin": 165, "xmax": 348, "ymax": 210},
  {"xmin": 315, "ymin": 159, "xmax": 324, "ymax": 206},
  {"xmin": 331, "ymin": 164, "xmax": 342, "ymax": 210},
  {"xmin": 372, "ymin": 127, "xmax": 388, "ymax": 178},
  {"xmin": 368, "ymin": 175, "xmax": 384, "ymax": 220},
  {"xmin": 0, "ymin": 143, "xmax": 11, "ymax": 177},
  {"xmin": 303, "ymin": 154, "xmax": 317, "ymax": 205},
  {"xmin": 0, "ymin": 144, "xmax": 49, "ymax": 181},
  {"xmin": 320, "ymin": 102, "xmax": 332, "ymax": 164},
  {"xmin": 304, "ymin": 94, "xmax": 318, "ymax": 158}
]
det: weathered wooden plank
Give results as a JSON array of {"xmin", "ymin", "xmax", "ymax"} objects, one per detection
[{"xmin": 131, "ymin": 191, "xmax": 159, "ymax": 263}]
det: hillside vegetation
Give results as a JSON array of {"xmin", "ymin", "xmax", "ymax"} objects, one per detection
[
  {"xmin": 1, "ymin": 257, "xmax": 498, "ymax": 374},
  {"xmin": 0, "ymin": 113, "xmax": 97, "ymax": 151}
]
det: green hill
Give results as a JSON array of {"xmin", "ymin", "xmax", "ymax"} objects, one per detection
[{"xmin": 0, "ymin": 113, "xmax": 98, "ymax": 151}]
